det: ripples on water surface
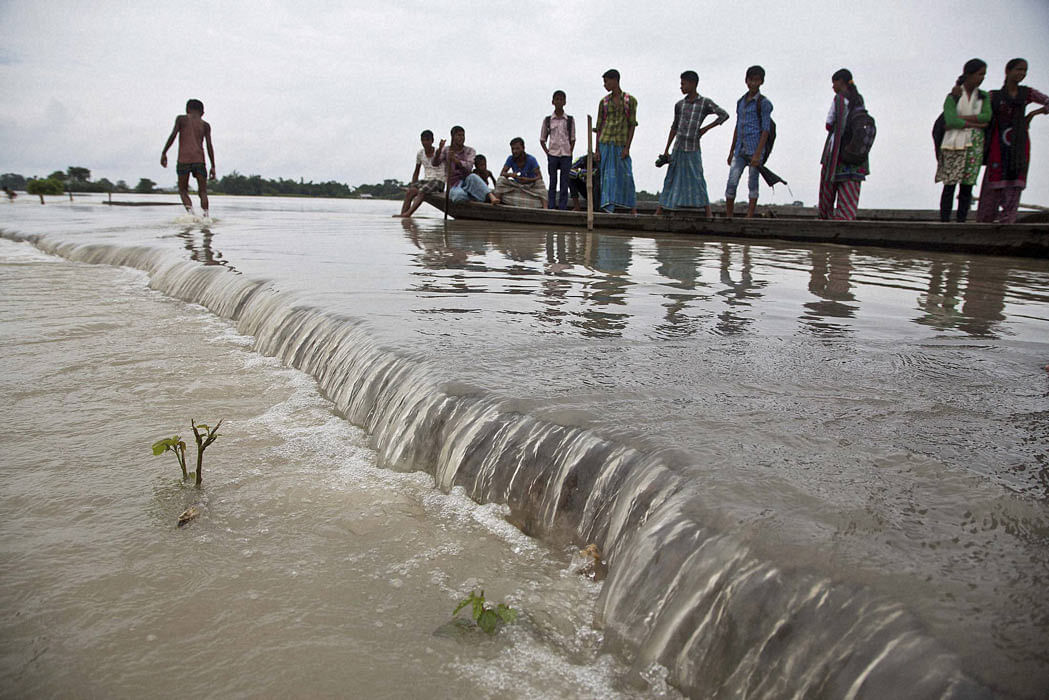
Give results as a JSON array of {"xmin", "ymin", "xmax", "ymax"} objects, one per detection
[{"xmin": 1, "ymin": 195, "xmax": 1048, "ymax": 698}]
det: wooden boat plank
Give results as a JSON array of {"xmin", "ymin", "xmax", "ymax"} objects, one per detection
[{"xmin": 424, "ymin": 195, "xmax": 1049, "ymax": 258}]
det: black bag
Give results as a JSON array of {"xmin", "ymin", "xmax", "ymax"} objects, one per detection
[
  {"xmin": 758, "ymin": 95, "xmax": 776, "ymax": 164},
  {"xmin": 738, "ymin": 94, "xmax": 776, "ymax": 163},
  {"xmin": 840, "ymin": 105, "xmax": 876, "ymax": 165},
  {"xmin": 932, "ymin": 113, "xmax": 946, "ymax": 159}
]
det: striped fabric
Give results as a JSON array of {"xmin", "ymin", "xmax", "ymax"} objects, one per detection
[
  {"xmin": 976, "ymin": 184, "xmax": 1022, "ymax": 223},
  {"xmin": 598, "ymin": 142, "xmax": 636, "ymax": 211},
  {"xmin": 659, "ymin": 149, "xmax": 710, "ymax": 210},
  {"xmin": 818, "ymin": 177, "xmax": 861, "ymax": 220}
]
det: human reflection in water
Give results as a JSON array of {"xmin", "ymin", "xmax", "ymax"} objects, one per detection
[
  {"xmin": 958, "ymin": 260, "xmax": 1009, "ymax": 337},
  {"xmin": 651, "ymin": 238, "xmax": 709, "ymax": 339},
  {"xmin": 800, "ymin": 247, "xmax": 855, "ymax": 336},
  {"xmin": 538, "ymin": 232, "xmax": 587, "ymax": 331},
  {"xmin": 572, "ymin": 233, "xmax": 633, "ymax": 338},
  {"xmin": 175, "ymin": 224, "xmax": 236, "ymax": 271},
  {"xmin": 915, "ymin": 260, "xmax": 965, "ymax": 331},
  {"xmin": 399, "ymin": 217, "xmax": 478, "ymax": 298},
  {"xmin": 715, "ymin": 243, "xmax": 767, "ymax": 335}
]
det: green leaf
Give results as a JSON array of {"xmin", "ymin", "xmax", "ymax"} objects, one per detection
[
  {"xmin": 453, "ymin": 596, "xmax": 473, "ymax": 616},
  {"xmin": 152, "ymin": 436, "xmax": 179, "ymax": 455},
  {"xmin": 477, "ymin": 609, "xmax": 500, "ymax": 634},
  {"xmin": 496, "ymin": 604, "xmax": 517, "ymax": 623}
]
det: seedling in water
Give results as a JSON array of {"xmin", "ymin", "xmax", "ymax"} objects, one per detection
[
  {"xmin": 190, "ymin": 419, "xmax": 223, "ymax": 487},
  {"xmin": 452, "ymin": 590, "xmax": 517, "ymax": 634},
  {"xmin": 152, "ymin": 435, "xmax": 188, "ymax": 480}
]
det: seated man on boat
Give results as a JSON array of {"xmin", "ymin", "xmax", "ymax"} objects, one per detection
[
  {"xmin": 568, "ymin": 155, "xmax": 600, "ymax": 211},
  {"xmin": 434, "ymin": 126, "xmax": 498, "ymax": 205},
  {"xmin": 493, "ymin": 137, "xmax": 548, "ymax": 208}
]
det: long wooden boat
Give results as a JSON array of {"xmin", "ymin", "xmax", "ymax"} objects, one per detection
[{"xmin": 425, "ymin": 194, "xmax": 1049, "ymax": 258}]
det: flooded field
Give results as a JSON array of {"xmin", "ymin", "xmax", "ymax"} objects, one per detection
[{"xmin": 2, "ymin": 195, "xmax": 1047, "ymax": 698}]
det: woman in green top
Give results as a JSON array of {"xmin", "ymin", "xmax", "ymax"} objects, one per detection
[{"xmin": 935, "ymin": 58, "xmax": 990, "ymax": 222}]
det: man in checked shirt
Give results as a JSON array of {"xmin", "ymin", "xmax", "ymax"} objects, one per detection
[{"xmin": 655, "ymin": 71, "xmax": 729, "ymax": 218}]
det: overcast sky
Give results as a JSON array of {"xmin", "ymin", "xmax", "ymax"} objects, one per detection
[{"xmin": 2, "ymin": 0, "xmax": 1047, "ymax": 209}]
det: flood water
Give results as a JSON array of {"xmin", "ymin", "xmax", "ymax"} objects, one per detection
[{"xmin": 1, "ymin": 194, "xmax": 1047, "ymax": 699}]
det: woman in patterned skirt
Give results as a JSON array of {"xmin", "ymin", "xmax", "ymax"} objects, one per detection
[{"xmin": 935, "ymin": 59, "xmax": 989, "ymax": 222}]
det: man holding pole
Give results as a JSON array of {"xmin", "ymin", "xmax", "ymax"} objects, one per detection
[{"xmin": 593, "ymin": 69, "xmax": 638, "ymax": 215}]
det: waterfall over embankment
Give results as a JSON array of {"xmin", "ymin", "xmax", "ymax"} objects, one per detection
[{"xmin": 12, "ymin": 231, "xmax": 987, "ymax": 699}]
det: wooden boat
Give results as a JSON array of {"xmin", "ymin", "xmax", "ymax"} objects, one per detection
[{"xmin": 424, "ymin": 194, "xmax": 1049, "ymax": 258}]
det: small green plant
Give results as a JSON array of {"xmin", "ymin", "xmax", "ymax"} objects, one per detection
[
  {"xmin": 151, "ymin": 418, "xmax": 223, "ymax": 486},
  {"xmin": 152, "ymin": 435, "xmax": 188, "ymax": 480},
  {"xmin": 453, "ymin": 590, "xmax": 517, "ymax": 634},
  {"xmin": 190, "ymin": 419, "xmax": 223, "ymax": 486}
]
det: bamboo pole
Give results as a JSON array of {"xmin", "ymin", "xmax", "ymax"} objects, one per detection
[
  {"xmin": 586, "ymin": 115, "xmax": 594, "ymax": 231},
  {"xmin": 443, "ymin": 148, "xmax": 451, "ymax": 221}
]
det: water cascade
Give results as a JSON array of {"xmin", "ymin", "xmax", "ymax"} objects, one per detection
[{"xmin": 15, "ymin": 231, "xmax": 987, "ymax": 698}]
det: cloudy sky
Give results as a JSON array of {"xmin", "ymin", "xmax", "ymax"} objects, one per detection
[{"xmin": 2, "ymin": 0, "xmax": 1047, "ymax": 209}]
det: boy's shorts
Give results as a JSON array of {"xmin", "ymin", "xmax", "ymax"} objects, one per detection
[{"xmin": 176, "ymin": 162, "xmax": 208, "ymax": 178}]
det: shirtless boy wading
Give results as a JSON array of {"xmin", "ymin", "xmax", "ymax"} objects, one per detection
[{"xmin": 161, "ymin": 99, "xmax": 216, "ymax": 217}]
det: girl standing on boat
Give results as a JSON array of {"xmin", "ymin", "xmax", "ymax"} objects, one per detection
[
  {"xmin": 977, "ymin": 58, "xmax": 1049, "ymax": 223},
  {"xmin": 936, "ymin": 59, "xmax": 990, "ymax": 222},
  {"xmin": 819, "ymin": 69, "xmax": 868, "ymax": 220}
]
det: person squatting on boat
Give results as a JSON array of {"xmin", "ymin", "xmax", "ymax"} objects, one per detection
[{"xmin": 976, "ymin": 58, "xmax": 1048, "ymax": 223}]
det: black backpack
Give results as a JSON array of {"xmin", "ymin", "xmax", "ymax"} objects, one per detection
[
  {"xmin": 542, "ymin": 114, "xmax": 575, "ymax": 143},
  {"xmin": 758, "ymin": 95, "xmax": 776, "ymax": 163},
  {"xmin": 840, "ymin": 104, "xmax": 876, "ymax": 165}
]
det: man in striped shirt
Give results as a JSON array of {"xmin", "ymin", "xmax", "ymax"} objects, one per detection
[{"xmin": 656, "ymin": 71, "xmax": 729, "ymax": 217}]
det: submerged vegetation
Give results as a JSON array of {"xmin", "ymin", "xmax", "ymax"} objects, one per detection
[
  {"xmin": 152, "ymin": 434, "xmax": 189, "ymax": 479},
  {"xmin": 151, "ymin": 419, "xmax": 223, "ymax": 486},
  {"xmin": 452, "ymin": 590, "xmax": 518, "ymax": 635},
  {"xmin": 190, "ymin": 419, "xmax": 223, "ymax": 486}
]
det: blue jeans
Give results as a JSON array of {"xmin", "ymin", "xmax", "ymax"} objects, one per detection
[
  {"xmin": 547, "ymin": 154, "xmax": 571, "ymax": 210},
  {"xmin": 725, "ymin": 154, "xmax": 760, "ymax": 200},
  {"xmin": 449, "ymin": 173, "xmax": 491, "ymax": 203}
]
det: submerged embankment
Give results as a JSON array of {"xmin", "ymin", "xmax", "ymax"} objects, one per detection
[{"xmin": 2, "ymin": 196, "xmax": 1048, "ymax": 698}]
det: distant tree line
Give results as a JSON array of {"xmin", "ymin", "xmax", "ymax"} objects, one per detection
[
  {"xmin": 208, "ymin": 171, "xmax": 356, "ymax": 198},
  {"xmin": 3, "ymin": 166, "xmax": 417, "ymax": 201},
  {"xmin": 2, "ymin": 167, "xmax": 139, "ymax": 195}
]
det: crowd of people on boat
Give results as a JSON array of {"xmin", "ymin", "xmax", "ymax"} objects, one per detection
[{"xmin": 395, "ymin": 59, "xmax": 1047, "ymax": 224}]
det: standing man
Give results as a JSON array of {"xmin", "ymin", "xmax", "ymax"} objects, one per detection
[
  {"xmin": 594, "ymin": 69, "xmax": 638, "ymax": 214},
  {"xmin": 539, "ymin": 90, "xmax": 575, "ymax": 210},
  {"xmin": 655, "ymin": 71, "xmax": 728, "ymax": 217}
]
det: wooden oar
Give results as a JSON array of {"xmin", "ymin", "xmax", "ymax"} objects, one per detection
[
  {"xmin": 443, "ymin": 147, "xmax": 451, "ymax": 221},
  {"xmin": 586, "ymin": 115, "xmax": 594, "ymax": 231}
]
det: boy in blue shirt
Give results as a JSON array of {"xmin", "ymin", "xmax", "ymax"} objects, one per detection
[{"xmin": 725, "ymin": 66, "xmax": 773, "ymax": 218}]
